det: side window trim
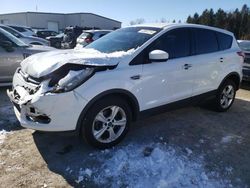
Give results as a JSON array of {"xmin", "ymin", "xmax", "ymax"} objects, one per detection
[{"xmin": 129, "ymin": 28, "xmax": 192, "ymax": 66}]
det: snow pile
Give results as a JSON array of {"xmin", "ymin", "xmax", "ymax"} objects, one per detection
[
  {"xmin": 75, "ymin": 168, "xmax": 93, "ymax": 184},
  {"xmin": 74, "ymin": 144, "xmax": 231, "ymax": 188},
  {"xmin": 221, "ymin": 135, "xmax": 243, "ymax": 144},
  {"xmin": 21, "ymin": 47, "xmax": 136, "ymax": 78},
  {"xmin": 0, "ymin": 130, "xmax": 9, "ymax": 144}
]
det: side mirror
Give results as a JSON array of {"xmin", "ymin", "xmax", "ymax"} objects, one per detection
[
  {"xmin": 0, "ymin": 41, "xmax": 14, "ymax": 52},
  {"xmin": 149, "ymin": 50, "xmax": 169, "ymax": 62}
]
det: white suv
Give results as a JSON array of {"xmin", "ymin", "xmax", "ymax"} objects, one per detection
[{"xmin": 7, "ymin": 24, "xmax": 243, "ymax": 148}]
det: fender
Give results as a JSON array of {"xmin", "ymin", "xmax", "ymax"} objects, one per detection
[
  {"xmin": 218, "ymin": 72, "xmax": 241, "ymax": 90},
  {"xmin": 76, "ymin": 89, "xmax": 140, "ymax": 133}
]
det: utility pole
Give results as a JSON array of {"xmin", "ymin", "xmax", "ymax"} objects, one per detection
[{"xmin": 35, "ymin": 0, "xmax": 38, "ymax": 12}]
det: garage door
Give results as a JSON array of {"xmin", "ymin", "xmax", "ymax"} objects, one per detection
[{"xmin": 48, "ymin": 22, "xmax": 59, "ymax": 32}]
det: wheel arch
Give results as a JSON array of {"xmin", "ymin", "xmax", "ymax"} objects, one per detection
[
  {"xmin": 30, "ymin": 42, "xmax": 43, "ymax": 45},
  {"xmin": 76, "ymin": 89, "xmax": 140, "ymax": 133},
  {"xmin": 219, "ymin": 72, "xmax": 241, "ymax": 90}
]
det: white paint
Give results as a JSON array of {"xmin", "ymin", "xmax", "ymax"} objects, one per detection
[{"xmin": 10, "ymin": 23, "xmax": 242, "ymax": 133}]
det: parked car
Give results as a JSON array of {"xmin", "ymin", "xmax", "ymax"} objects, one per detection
[
  {"xmin": 0, "ymin": 24, "xmax": 50, "ymax": 46},
  {"xmin": 7, "ymin": 24, "xmax": 243, "ymax": 149},
  {"xmin": 61, "ymin": 26, "xmax": 84, "ymax": 49},
  {"xmin": 36, "ymin": 30, "xmax": 58, "ymax": 39},
  {"xmin": 76, "ymin": 30, "xmax": 111, "ymax": 47},
  {"xmin": 0, "ymin": 28, "xmax": 55, "ymax": 85},
  {"xmin": 46, "ymin": 33, "xmax": 64, "ymax": 49},
  {"xmin": 7, "ymin": 25, "xmax": 36, "ymax": 36},
  {"xmin": 238, "ymin": 40, "xmax": 250, "ymax": 81}
]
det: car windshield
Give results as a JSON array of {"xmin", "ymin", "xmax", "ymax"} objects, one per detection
[
  {"xmin": 0, "ymin": 28, "xmax": 28, "ymax": 47},
  {"xmin": 238, "ymin": 41, "xmax": 250, "ymax": 51},
  {"xmin": 85, "ymin": 27, "xmax": 162, "ymax": 53}
]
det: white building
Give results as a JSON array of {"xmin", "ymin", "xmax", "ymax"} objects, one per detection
[{"xmin": 0, "ymin": 12, "xmax": 121, "ymax": 32}]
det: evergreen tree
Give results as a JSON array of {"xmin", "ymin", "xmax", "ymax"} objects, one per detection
[{"xmin": 185, "ymin": 4, "xmax": 250, "ymax": 39}]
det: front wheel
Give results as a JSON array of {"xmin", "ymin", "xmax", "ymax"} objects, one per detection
[
  {"xmin": 80, "ymin": 97, "xmax": 132, "ymax": 149},
  {"xmin": 214, "ymin": 80, "xmax": 237, "ymax": 112}
]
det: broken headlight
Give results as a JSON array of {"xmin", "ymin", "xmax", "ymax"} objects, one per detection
[{"xmin": 49, "ymin": 67, "xmax": 94, "ymax": 93}]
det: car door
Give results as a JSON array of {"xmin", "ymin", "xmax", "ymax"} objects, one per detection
[
  {"xmin": 0, "ymin": 36, "xmax": 24, "ymax": 83},
  {"xmin": 135, "ymin": 28, "xmax": 195, "ymax": 110},
  {"xmin": 191, "ymin": 28, "xmax": 222, "ymax": 96}
]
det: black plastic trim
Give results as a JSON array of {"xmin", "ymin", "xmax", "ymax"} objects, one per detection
[
  {"xmin": 139, "ymin": 90, "xmax": 217, "ymax": 119},
  {"xmin": 219, "ymin": 72, "xmax": 241, "ymax": 90}
]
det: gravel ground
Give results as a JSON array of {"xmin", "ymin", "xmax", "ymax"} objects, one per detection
[{"xmin": 1, "ymin": 82, "xmax": 250, "ymax": 188}]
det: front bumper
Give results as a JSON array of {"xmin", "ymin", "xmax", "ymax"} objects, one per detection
[{"xmin": 7, "ymin": 70, "xmax": 88, "ymax": 132}]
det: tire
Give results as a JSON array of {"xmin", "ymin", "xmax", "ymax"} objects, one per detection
[
  {"xmin": 214, "ymin": 79, "xmax": 237, "ymax": 112},
  {"xmin": 80, "ymin": 96, "xmax": 132, "ymax": 149},
  {"xmin": 55, "ymin": 42, "xmax": 61, "ymax": 49}
]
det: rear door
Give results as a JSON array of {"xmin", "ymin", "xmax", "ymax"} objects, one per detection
[{"xmin": 191, "ymin": 28, "xmax": 222, "ymax": 96}]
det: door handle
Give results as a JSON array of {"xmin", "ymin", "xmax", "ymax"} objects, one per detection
[
  {"xmin": 183, "ymin": 64, "xmax": 192, "ymax": 70},
  {"xmin": 130, "ymin": 75, "xmax": 141, "ymax": 80}
]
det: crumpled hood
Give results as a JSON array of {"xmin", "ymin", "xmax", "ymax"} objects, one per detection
[{"xmin": 21, "ymin": 48, "xmax": 135, "ymax": 78}]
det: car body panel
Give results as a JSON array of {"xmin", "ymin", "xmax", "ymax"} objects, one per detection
[{"xmin": 7, "ymin": 23, "xmax": 243, "ymax": 132}]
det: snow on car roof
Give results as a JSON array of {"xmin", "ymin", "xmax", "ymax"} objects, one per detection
[{"xmin": 128, "ymin": 23, "xmax": 234, "ymax": 36}]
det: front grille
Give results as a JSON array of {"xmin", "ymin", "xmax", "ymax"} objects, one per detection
[{"xmin": 16, "ymin": 68, "xmax": 40, "ymax": 94}]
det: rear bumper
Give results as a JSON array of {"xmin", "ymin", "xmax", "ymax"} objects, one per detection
[{"xmin": 243, "ymin": 66, "xmax": 250, "ymax": 81}]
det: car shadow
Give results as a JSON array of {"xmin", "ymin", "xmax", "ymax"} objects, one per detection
[
  {"xmin": 241, "ymin": 81, "xmax": 250, "ymax": 90},
  {"xmin": 0, "ymin": 86, "xmax": 22, "ymax": 132},
  {"xmin": 33, "ymin": 98, "xmax": 250, "ymax": 187}
]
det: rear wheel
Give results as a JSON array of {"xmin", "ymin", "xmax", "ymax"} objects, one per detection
[
  {"xmin": 214, "ymin": 80, "xmax": 236, "ymax": 112},
  {"xmin": 80, "ymin": 97, "xmax": 132, "ymax": 149}
]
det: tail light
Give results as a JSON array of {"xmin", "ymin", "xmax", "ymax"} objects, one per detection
[
  {"xmin": 85, "ymin": 37, "xmax": 93, "ymax": 43},
  {"xmin": 237, "ymin": 51, "xmax": 245, "ymax": 58}
]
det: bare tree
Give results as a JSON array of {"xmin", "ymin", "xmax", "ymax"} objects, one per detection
[
  {"xmin": 130, "ymin": 18, "xmax": 145, "ymax": 25},
  {"xmin": 160, "ymin": 18, "xmax": 167, "ymax": 23}
]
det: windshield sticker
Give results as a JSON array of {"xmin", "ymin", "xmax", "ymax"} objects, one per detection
[{"xmin": 138, "ymin": 29, "xmax": 156, "ymax": 35}]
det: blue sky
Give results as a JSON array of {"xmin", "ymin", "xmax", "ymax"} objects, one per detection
[{"xmin": 1, "ymin": 0, "xmax": 249, "ymax": 26}]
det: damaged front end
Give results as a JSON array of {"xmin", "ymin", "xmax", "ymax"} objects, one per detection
[{"xmin": 7, "ymin": 63, "xmax": 116, "ymax": 127}]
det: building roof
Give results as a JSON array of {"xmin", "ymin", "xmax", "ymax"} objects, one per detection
[{"xmin": 0, "ymin": 11, "xmax": 121, "ymax": 23}]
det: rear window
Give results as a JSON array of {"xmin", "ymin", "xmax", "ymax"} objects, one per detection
[
  {"xmin": 79, "ymin": 32, "xmax": 93, "ymax": 39},
  {"xmin": 194, "ymin": 29, "xmax": 219, "ymax": 55},
  {"xmin": 216, "ymin": 32, "xmax": 233, "ymax": 50}
]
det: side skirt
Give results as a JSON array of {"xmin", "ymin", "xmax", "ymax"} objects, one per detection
[{"xmin": 138, "ymin": 90, "xmax": 217, "ymax": 119}]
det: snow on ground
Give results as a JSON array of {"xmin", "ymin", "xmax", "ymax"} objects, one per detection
[
  {"xmin": 221, "ymin": 135, "xmax": 243, "ymax": 144},
  {"xmin": 0, "ymin": 130, "xmax": 9, "ymax": 144},
  {"xmin": 69, "ymin": 143, "xmax": 232, "ymax": 188}
]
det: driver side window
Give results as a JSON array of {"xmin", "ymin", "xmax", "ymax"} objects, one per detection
[
  {"xmin": 130, "ymin": 28, "xmax": 191, "ymax": 65},
  {"xmin": 150, "ymin": 28, "xmax": 191, "ymax": 59}
]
